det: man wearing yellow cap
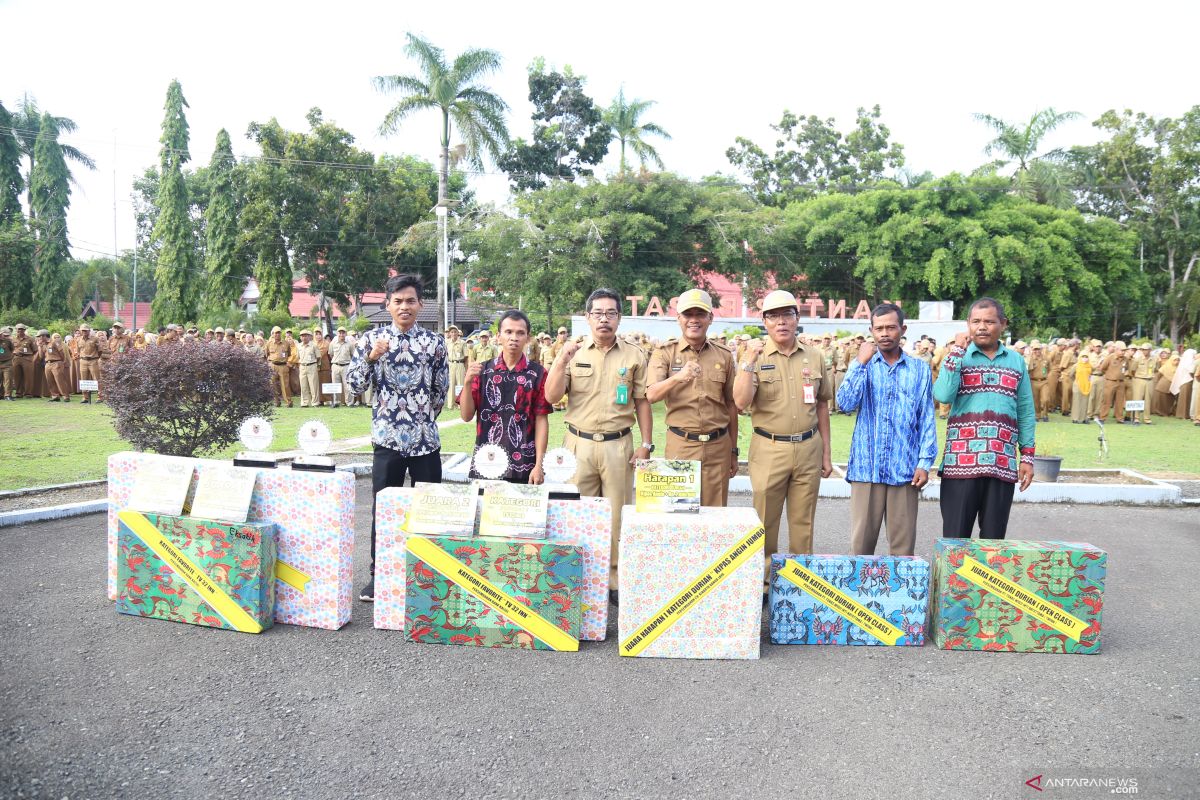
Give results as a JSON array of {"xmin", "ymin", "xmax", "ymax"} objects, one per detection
[
  {"xmin": 733, "ymin": 290, "xmax": 833, "ymax": 563},
  {"xmin": 265, "ymin": 326, "xmax": 294, "ymax": 407},
  {"xmin": 647, "ymin": 289, "xmax": 739, "ymax": 507},
  {"xmin": 1096, "ymin": 340, "xmax": 1127, "ymax": 422},
  {"xmin": 297, "ymin": 329, "xmax": 321, "ymax": 407},
  {"xmin": 75, "ymin": 324, "xmax": 106, "ymax": 404}
]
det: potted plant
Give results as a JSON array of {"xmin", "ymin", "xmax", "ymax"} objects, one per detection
[{"xmin": 1032, "ymin": 429, "xmax": 1066, "ymax": 483}]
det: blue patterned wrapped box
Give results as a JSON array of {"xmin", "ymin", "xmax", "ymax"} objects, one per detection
[{"xmin": 768, "ymin": 554, "xmax": 930, "ymax": 646}]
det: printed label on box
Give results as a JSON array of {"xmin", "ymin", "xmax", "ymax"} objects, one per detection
[{"xmin": 634, "ymin": 459, "xmax": 700, "ymax": 513}]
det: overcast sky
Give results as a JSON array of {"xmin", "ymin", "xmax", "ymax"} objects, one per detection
[{"xmin": 3, "ymin": 0, "xmax": 1196, "ymax": 263}]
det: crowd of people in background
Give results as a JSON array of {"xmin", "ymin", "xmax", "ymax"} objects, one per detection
[{"xmin": 0, "ymin": 315, "xmax": 1197, "ymax": 426}]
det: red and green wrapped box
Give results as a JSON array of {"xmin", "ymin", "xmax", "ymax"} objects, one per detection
[
  {"xmin": 931, "ymin": 539, "xmax": 1105, "ymax": 654},
  {"xmin": 404, "ymin": 536, "xmax": 582, "ymax": 651},
  {"xmin": 115, "ymin": 511, "xmax": 277, "ymax": 634}
]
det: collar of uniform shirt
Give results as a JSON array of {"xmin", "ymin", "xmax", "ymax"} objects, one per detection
[{"xmin": 763, "ymin": 337, "xmax": 807, "ymax": 357}]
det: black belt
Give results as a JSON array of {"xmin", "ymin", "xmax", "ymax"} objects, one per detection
[
  {"xmin": 301, "ymin": 362, "xmax": 318, "ymax": 366},
  {"xmin": 272, "ymin": 361, "xmax": 287, "ymax": 365},
  {"xmin": 451, "ymin": 359, "xmax": 466, "ymax": 363},
  {"xmin": 333, "ymin": 362, "xmax": 350, "ymax": 366},
  {"xmin": 754, "ymin": 426, "xmax": 817, "ymax": 443},
  {"xmin": 668, "ymin": 426, "xmax": 727, "ymax": 443},
  {"xmin": 567, "ymin": 423, "xmax": 631, "ymax": 443},
  {"xmin": 81, "ymin": 357, "xmax": 99, "ymax": 361}
]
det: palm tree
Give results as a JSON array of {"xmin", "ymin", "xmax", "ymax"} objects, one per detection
[
  {"xmin": 973, "ymin": 108, "xmax": 1081, "ymax": 208},
  {"xmin": 373, "ymin": 34, "xmax": 509, "ymax": 329},
  {"xmin": 604, "ymin": 88, "xmax": 671, "ymax": 172},
  {"xmin": 13, "ymin": 93, "xmax": 96, "ymax": 218}
]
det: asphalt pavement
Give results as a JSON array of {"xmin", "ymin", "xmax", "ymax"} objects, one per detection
[{"xmin": 1, "ymin": 482, "xmax": 1198, "ymax": 800}]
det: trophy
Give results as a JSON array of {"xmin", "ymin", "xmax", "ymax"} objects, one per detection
[
  {"xmin": 472, "ymin": 443, "xmax": 510, "ymax": 481},
  {"xmin": 292, "ymin": 420, "xmax": 335, "ymax": 472},
  {"xmin": 234, "ymin": 416, "xmax": 279, "ymax": 469},
  {"xmin": 542, "ymin": 447, "xmax": 579, "ymax": 497}
]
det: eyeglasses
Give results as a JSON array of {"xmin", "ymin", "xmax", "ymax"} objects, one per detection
[
  {"xmin": 763, "ymin": 310, "xmax": 797, "ymax": 321},
  {"xmin": 588, "ymin": 310, "xmax": 619, "ymax": 320}
]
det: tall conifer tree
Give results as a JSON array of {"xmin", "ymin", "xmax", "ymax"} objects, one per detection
[
  {"xmin": 203, "ymin": 129, "xmax": 243, "ymax": 312},
  {"xmin": 150, "ymin": 80, "xmax": 195, "ymax": 327},
  {"xmin": 30, "ymin": 113, "xmax": 71, "ymax": 317}
]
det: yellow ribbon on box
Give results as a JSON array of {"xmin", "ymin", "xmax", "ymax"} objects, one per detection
[
  {"xmin": 405, "ymin": 536, "xmax": 579, "ymax": 652},
  {"xmin": 955, "ymin": 556, "xmax": 1087, "ymax": 642},
  {"xmin": 118, "ymin": 510, "xmax": 264, "ymax": 634},
  {"xmin": 274, "ymin": 561, "xmax": 311, "ymax": 593},
  {"xmin": 620, "ymin": 524, "xmax": 765, "ymax": 658},
  {"xmin": 779, "ymin": 559, "xmax": 905, "ymax": 646}
]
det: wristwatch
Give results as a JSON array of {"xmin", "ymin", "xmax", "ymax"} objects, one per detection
[
  {"xmin": 641, "ymin": 442, "xmax": 655, "ymax": 452},
  {"xmin": 740, "ymin": 363, "xmax": 756, "ymax": 372}
]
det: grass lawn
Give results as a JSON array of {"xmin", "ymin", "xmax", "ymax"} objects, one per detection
[{"xmin": 2, "ymin": 398, "xmax": 1196, "ymax": 491}]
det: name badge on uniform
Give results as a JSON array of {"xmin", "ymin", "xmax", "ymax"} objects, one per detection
[
  {"xmin": 803, "ymin": 384, "xmax": 816, "ymax": 404},
  {"xmin": 758, "ymin": 364, "xmax": 776, "ymax": 371},
  {"xmin": 615, "ymin": 366, "xmax": 629, "ymax": 405}
]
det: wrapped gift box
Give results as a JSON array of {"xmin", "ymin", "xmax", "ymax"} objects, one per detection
[
  {"xmin": 404, "ymin": 536, "xmax": 582, "ymax": 650},
  {"xmin": 931, "ymin": 539, "xmax": 1106, "ymax": 654},
  {"xmin": 108, "ymin": 452, "xmax": 355, "ymax": 630},
  {"xmin": 768, "ymin": 554, "xmax": 929, "ymax": 646},
  {"xmin": 116, "ymin": 512, "xmax": 276, "ymax": 633},
  {"xmin": 617, "ymin": 506, "xmax": 764, "ymax": 660},
  {"xmin": 374, "ymin": 488, "xmax": 612, "ymax": 640}
]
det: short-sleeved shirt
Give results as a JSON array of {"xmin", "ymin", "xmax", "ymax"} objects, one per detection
[
  {"xmin": 328, "ymin": 339, "xmax": 355, "ymax": 364},
  {"xmin": 562, "ymin": 337, "xmax": 647, "ymax": 433},
  {"xmin": 648, "ymin": 338, "xmax": 735, "ymax": 432},
  {"xmin": 748, "ymin": 338, "xmax": 832, "ymax": 435},
  {"xmin": 296, "ymin": 341, "xmax": 320, "ymax": 365},
  {"xmin": 469, "ymin": 355, "xmax": 552, "ymax": 480},
  {"xmin": 266, "ymin": 339, "xmax": 292, "ymax": 364}
]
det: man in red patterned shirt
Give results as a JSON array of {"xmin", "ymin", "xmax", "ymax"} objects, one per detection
[{"xmin": 459, "ymin": 310, "xmax": 552, "ymax": 483}]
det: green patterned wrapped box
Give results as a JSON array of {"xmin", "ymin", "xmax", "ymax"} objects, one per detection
[
  {"xmin": 931, "ymin": 539, "xmax": 1105, "ymax": 654},
  {"xmin": 116, "ymin": 510, "xmax": 277, "ymax": 634},
  {"xmin": 404, "ymin": 536, "xmax": 582, "ymax": 651}
]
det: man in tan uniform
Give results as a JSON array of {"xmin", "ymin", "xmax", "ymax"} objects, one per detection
[
  {"xmin": 831, "ymin": 339, "xmax": 848, "ymax": 413},
  {"xmin": 296, "ymin": 329, "xmax": 321, "ymax": 407},
  {"xmin": 0, "ymin": 326, "xmax": 13, "ymax": 400},
  {"xmin": 75, "ymin": 324, "xmax": 106, "ymax": 404},
  {"xmin": 1086, "ymin": 340, "xmax": 1106, "ymax": 419},
  {"xmin": 108, "ymin": 322, "xmax": 132, "ymax": 358},
  {"xmin": 11, "ymin": 323, "xmax": 37, "ymax": 398},
  {"xmin": 445, "ymin": 325, "xmax": 467, "ymax": 409},
  {"xmin": 314, "ymin": 329, "xmax": 332, "ymax": 406},
  {"xmin": 285, "ymin": 330, "xmax": 301, "ymax": 398},
  {"xmin": 265, "ymin": 326, "xmax": 294, "ymax": 407},
  {"xmin": 734, "ymin": 290, "xmax": 833, "ymax": 565},
  {"xmin": 544, "ymin": 287, "xmax": 652, "ymax": 596},
  {"xmin": 1096, "ymin": 341, "xmax": 1127, "ymax": 422},
  {"xmin": 1044, "ymin": 340, "xmax": 1063, "ymax": 416},
  {"xmin": 1129, "ymin": 342, "xmax": 1155, "ymax": 424},
  {"xmin": 1027, "ymin": 340, "xmax": 1049, "ymax": 422},
  {"xmin": 43, "ymin": 332, "xmax": 71, "ymax": 401},
  {"xmin": 470, "ymin": 330, "xmax": 498, "ymax": 365},
  {"xmin": 647, "ymin": 289, "xmax": 739, "ymax": 507},
  {"xmin": 328, "ymin": 326, "xmax": 355, "ymax": 407},
  {"xmin": 1059, "ymin": 341, "xmax": 1078, "ymax": 416}
]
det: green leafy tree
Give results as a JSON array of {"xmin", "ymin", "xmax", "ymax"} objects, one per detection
[
  {"xmin": 604, "ymin": 88, "xmax": 671, "ymax": 173},
  {"xmin": 29, "ymin": 113, "xmax": 72, "ymax": 318},
  {"xmin": 12, "ymin": 93, "xmax": 95, "ymax": 221},
  {"xmin": 0, "ymin": 101, "xmax": 33, "ymax": 310},
  {"xmin": 202, "ymin": 129, "xmax": 245, "ymax": 313},
  {"xmin": 373, "ymin": 32, "xmax": 510, "ymax": 326},
  {"xmin": 726, "ymin": 105, "xmax": 904, "ymax": 206},
  {"xmin": 498, "ymin": 59, "xmax": 610, "ymax": 190},
  {"xmin": 765, "ymin": 174, "xmax": 1144, "ymax": 336},
  {"xmin": 972, "ymin": 108, "xmax": 1082, "ymax": 208},
  {"xmin": 67, "ymin": 256, "xmax": 131, "ymax": 315},
  {"xmin": 0, "ymin": 101, "xmax": 23, "ymax": 223},
  {"xmin": 1071, "ymin": 107, "xmax": 1200, "ymax": 342},
  {"xmin": 241, "ymin": 119, "xmax": 292, "ymax": 314},
  {"xmin": 150, "ymin": 80, "xmax": 196, "ymax": 327}
]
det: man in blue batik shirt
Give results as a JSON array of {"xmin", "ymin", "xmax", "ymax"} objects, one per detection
[
  {"xmin": 346, "ymin": 273, "xmax": 449, "ymax": 601},
  {"xmin": 836, "ymin": 303, "xmax": 938, "ymax": 556}
]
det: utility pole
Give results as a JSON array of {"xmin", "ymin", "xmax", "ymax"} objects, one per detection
[
  {"xmin": 132, "ymin": 222, "xmax": 138, "ymax": 332},
  {"xmin": 113, "ymin": 131, "xmax": 121, "ymax": 324}
]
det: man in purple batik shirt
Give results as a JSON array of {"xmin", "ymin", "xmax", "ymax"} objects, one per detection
[{"xmin": 459, "ymin": 310, "xmax": 552, "ymax": 484}]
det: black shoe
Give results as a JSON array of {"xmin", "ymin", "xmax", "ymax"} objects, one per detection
[
  {"xmin": 359, "ymin": 578, "xmax": 375, "ymax": 602},
  {"xmin": 608, "ymin": 589, "xmax": 619, "ymax": 607},
  {"xmin": 81, "ymin": 399, "xmax": 91, "ymax": 404}
]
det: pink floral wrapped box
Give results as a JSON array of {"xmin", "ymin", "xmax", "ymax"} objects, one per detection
[
  {"xmin": 374, "ymin": 487, "xmax": 612, "ymax": 640},
  {"xmin": 107, "ymin": 452, "xmax": 355, "ymax": 630},
  {"xmin": 617, "ymin": 506, "xmax": 764, "ymax": 660}
]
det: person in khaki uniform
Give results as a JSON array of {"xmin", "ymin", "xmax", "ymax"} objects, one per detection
[
  {"xmin": 1086, "ymin": 340, "xmax": 1106, "ymax": 419},
  {"xmin": 1058, "ymin": 341, "xmax": 1078, "ymax": 416},
  {"xmin": 1026, "ymin": 340, "xmax": 1049, "ymax": 421},
  {"xmin": 470, "ymin": 331, "xmax": 498, "ymax": 365},
  {"xmin": 265, "ymin": 326, "xmax": 294, "ymax": 407},
  {"xmin": 0, "ymin": 326, "xmax": 13, "ymax": 400},
  {"xmin": 646, "ymin": 289, "xmax": 739, "ymax": 507},
  {"xmin": 11, "ymin": 323, "xmax": 37, "ymax": 398},
  {"xmin": 43, "ymin": 332, "xmax": 71, "ymax": 401},
  {"xmin": 1129, "ymin": 342, "xmax": 1155, "ymax": 424},
  {"xmin": 328, "ymin": 326, "xmax": 355, "ymax": 407},
  {"xmin": 75, "ymin": 324, "xmax": 106, "ymax": 404},
  {"xmin": 314, "ymin": 329, "xmax": 332, "ymax": 406},
  {"xmin": 733, "ymin": 290, "xmax": 833, "ymax": 565},
  {"xmin": 285, "ymin": 330, "xmax": 301, "ymax": 398},
  {"xmin": 1044, "ymin": 341, "xmax": 1063, "ymax": 415},
  {"xmin": 1096, "ymin": 340, "xmax": 1128, "ymax": 421},
  {"xmin": 830, "ymin": 340, "xmax": 848, "ymax": 413},
  {"xmin": 296, "ymin": 329, "xmax": 321, "ymax": 407},
  {"xmin": 544, "ymin": 288, "xmax": 652, "ymax": 596},
  {"xmin": 445, "ymin": 325, "xmax": 467, "ymax": 409},
  {"xmin": 108, "ymin": 322, "xmax": 132, "ymax": 359}
]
